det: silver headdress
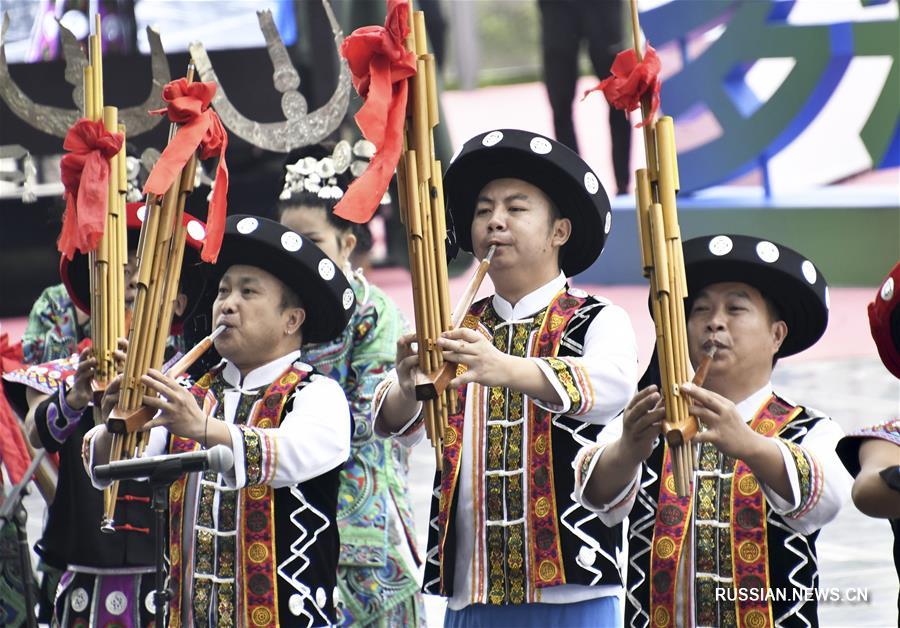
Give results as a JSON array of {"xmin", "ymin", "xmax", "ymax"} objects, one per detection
[
  {"xmin": 189, "ymin": 1, "xmax": 351, "ymax": 153},
  {"xmin": 280, "ymin": 139, "xmax": 390, "ymax": 206},
  {"xmin": 0, "ymin": 12, "xmax": 170, "ymax": 138}
]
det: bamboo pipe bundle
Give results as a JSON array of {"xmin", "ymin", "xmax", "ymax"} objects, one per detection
[
  {"xmin": 79, "ymin": 16, "xmax": 130, "ymax": 524},
  {"xmin": 627, "ymin": 0, "xmax": 702, "ymax": 498},
  {"xmin": 100, "ymin": 65, "xmax": 201, "ymax": 533},
  {"xmin": 394, "ymin": 8, "xmax": 459, "ymax": 470}
]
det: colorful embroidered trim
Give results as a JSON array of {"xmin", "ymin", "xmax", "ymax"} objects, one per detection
[
  {"xmin": 729, "ymin": 396, "xmax": 801, "ymax": 628},
  {"xmin": 526, "ymin": 290, "xmax": 587, "ymax": 591},
  {"xmin": 240, "ymin": 365, "xmax": 307, "ymax": 628},
  {"xmin": 648, "ymin": 443, "xmax": 694, "ymax": 628},
  {"xmin": 782, "ymin": 440, "xmax": 824, "ymax": 520}
]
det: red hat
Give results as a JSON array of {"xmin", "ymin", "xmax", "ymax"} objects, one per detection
[
  {"xmin": 869, "ymin": 261, "xmax": 900, "ymax": 379},
  {"xmin": 60, "ymin": 202, "xmax": 208, "ymax": 331}
]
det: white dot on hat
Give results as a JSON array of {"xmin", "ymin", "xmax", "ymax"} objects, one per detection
[
  {"xmin": 316, "ymin": 587, "xmax": 327, "ymax": 608},
  {"xmin": 236, "ymin": 217, "xmax": 258, "ymax": 234},
  {"xmin": 136, "ymin": 205, "xmax": 147, "ymax": 222},
  {"xmin": 604, "ymin": 211, "xmax": 612, "ymax": 234},
  {"xmin": 342, "ymin": 287, "xmax": 354, "ymax": 310},
  {"xmin": 825, "ymin": 286, "xmax": 831, "ymax": 310},
  {"xmin": 482, "ymin": 131, "xmax": 503, "ymax": 147},
  {"xmin": 882, "ymin": 276, "xmax": 895, "ymax": 302},
  {"xmin": 187, "ymin": 220, "xmax": 206, "ymax": 241},
  {"xmin": 756, "ymin": 241, "xmax": 779, "ymax": 263},
  {"xmin": 584, "ymin": 172, "xmax": 599, "ymax": 195},
  {"xmin": 708, "ymin": 235, "xmax": 733, "ymax": 256},
  {"xmin": 281, "ymin": 231, "xmax": 303, "ymax": 252},
  {"xmin": 318, "ymin": 258, "xmax": 335, "ymax": 280},
  {"xmin": 529, "ymin": 136, "xmax": 552, "ymax": 154},
  {"xmin": 801, "ymin": 260, "xmax": 817, "ymax": 284}
]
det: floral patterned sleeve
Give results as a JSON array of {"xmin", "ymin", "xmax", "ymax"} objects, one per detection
[{"xmin": 347, "ymin": 285, "xmax": 406, "ymax": 446}]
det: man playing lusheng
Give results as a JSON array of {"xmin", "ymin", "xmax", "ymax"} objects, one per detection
[
  {"xmin": 576, "ymin": 234, "xmax": 851, "ymax": 627},
  {"xmin": 2, "ymin": 203, "xmax": 206, "ymax": 627},
  {"xmin": 86, "ymin": 215, "xmax": 358, "ymax": 627},
  {"xmin": 373, "ymin": 129, "xmax": 639, "ymax": 626}
]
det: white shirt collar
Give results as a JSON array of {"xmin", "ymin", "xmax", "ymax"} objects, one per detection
[
  {"xmin": 491, "ymin": 271, "xmax": 567, "ymax": 321},
  {"xmin": 734, "ymin": 381, "xmax": 775, "ymax": 423},
  {"xmin": 222, "ymin": 349, "xmax": 303, "ymax": 391}
]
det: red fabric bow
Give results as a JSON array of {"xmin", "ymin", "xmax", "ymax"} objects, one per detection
[
  {"xmin": 335, "ymin": 0, "xmax": 416, "ymax": 223},
  {"xmin": 0, "ymin": 333, "xmax": 30, "ymax": 484},
  {"xmin": 143, "ymin": 78, "xmax": 229, "ymax": 263},
  {"xmin": 584, "ymin": 44, "xmax": 662, "ymax": 128},
  {"xmin": 58, "ymin": 119, "xmax": 124, "ymax": 260}
]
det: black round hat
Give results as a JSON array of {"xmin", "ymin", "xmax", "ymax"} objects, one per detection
[
  {"xmin": 205, "ymin": 215, "xmax": 356, "ymax": 344},
  {"xmin": 682, "ymin": 234, "xmax": 829, "ymax": 357},
  {"xmin": 443, "ymin": 129, "xmax": 612, "ymax": 277}
]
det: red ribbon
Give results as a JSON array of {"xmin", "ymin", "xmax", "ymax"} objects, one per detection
[
  {"xmin": 58, "ymin": 119, "xmax": 124, "ymax": 260},
  {"xmin": 143, "ymin": 78, "xmax": 229, "ymax": 263},
  {"xmin": 0, "ymin": 333, "xmax": 30, "ymax": 485},
  {"xmin": 335, "ymin": 0, "xmax": 416, "ymax": 223},
  {"xmin": 584, "ymin": 44, "xmax": 662, "ymax": 128}
]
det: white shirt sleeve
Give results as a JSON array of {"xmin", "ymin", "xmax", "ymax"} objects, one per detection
[
  {"xmin": 371, "ymin": 370, "xmax": 425, "ymax": 447},
  {"xmin": 761, "ymin": 416, "xmax": 852, "ymax": 535},
  {"xmin": 572, "ymin": 414, "xmax": 642, "ymax": 526},
  {"xmin": 532, "ymin": 303, "xmax": 639, "ymax": 425},
  {"xmin": 223, "ymin": 376, "xmax": 352, "ymax": 490}
]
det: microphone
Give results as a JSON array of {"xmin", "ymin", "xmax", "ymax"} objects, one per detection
[{"xmin": 94, "ymin": 445, "xmax": 235, "ymax": 482}]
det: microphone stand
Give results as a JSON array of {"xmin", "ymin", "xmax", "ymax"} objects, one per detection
[
  {"xmin": 147, "ymin": 458, "xmax": 188, "ymax": 628},
  {"xmin": 0, "ymin": 450, "xmax": 45, "ymax": 628}
]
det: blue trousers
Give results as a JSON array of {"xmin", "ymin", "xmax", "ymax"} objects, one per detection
[{"xmin": 444, "ymin": 595, "xmax": 620, "ymax": 628}]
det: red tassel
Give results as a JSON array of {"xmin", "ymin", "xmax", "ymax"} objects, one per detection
[
  {"xmin": 334, "ymin": 0, "xmax": 416, "ymax": 224},
  {"xmin": 58, "ymin": 119, "xmax": 124, "ymax": 259},
  {"xmin": 584, "ymin": 44, "xmax": 662, "ymax": 129},
  {"xmin": 143, "ymin": 78, "xmax": 229, "ymax": 263},
  {"xmin": 0, "ymin": 334, "xmax": 30, "ymax": 485}
]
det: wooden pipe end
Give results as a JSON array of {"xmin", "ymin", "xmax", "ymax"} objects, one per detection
[
  {"xmin": 662, "ymin": 416, "xmax": 699, "ymax": 447},
  {"xmin": 414, "ymin": 362, "xmax": 455, "ymax": 401},
  {"xmin": 107, "ymin": 405, "xmax": 154, "ymax": 434}
]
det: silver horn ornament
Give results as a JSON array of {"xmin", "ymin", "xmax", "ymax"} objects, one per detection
[
  {"xmin": 0, "ymin": 12, "xmax": 170, "ymax": 138},
  {"xmin": 188, "ymin": 1, "xmax": 351, "ymax": 153}
]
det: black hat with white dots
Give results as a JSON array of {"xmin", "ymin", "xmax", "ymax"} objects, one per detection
[
  {"xmin": 207, "ymin": 215, "xmax": 356, "ymax": 343},
  {"xmin": 682, "ymin": 234, "xmax": 829, "ymax": 357},
  {"xmin": 443, "ymin": 129, "xmax": 612, "ymax": 277}
]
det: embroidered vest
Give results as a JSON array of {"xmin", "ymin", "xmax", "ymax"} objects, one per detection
[
  {"xmin": 648, "ymin": 394, "xmax": 802, "ymax": 628},
  {"xmin": 167, "ymin": 364, "xmax": 310, "ymax": 628},
  {"xmin": 435, "ymin": 289, "xmax": 589, "ymax": 596}
]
